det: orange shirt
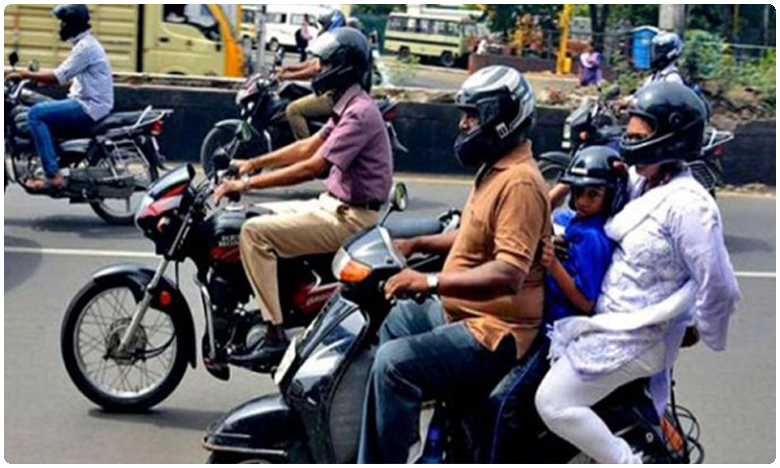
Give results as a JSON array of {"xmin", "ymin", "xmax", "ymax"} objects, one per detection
[{"xmin": 442, "ymin": 141, "xmax": 551, "ymax": 359}]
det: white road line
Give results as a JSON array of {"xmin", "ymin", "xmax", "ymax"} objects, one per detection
[
  {"xmin": 3, "ymin": 246, "xmax": 776, "ymax": 280},
  {"xmin": 4, "ymin": 246, "xmax": 157, "ymax": 259}
]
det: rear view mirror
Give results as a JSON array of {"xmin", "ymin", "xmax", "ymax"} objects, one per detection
[
  {"xmin": 8, "ymin": 51, "xmax": 19, "ymax": 68},
  {"xmin": 391, "ymin": 183, "xmax": 408, "ymax": 212}
]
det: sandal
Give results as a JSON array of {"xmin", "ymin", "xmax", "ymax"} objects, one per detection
[{"xmin": 24, "ymin": 175, "xmax": 66, "ymax": 194}]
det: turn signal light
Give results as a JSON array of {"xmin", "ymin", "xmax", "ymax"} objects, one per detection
[
  {"xmin": 159, "ymin": 290, "xmax": 173, "ymax": 307},
  {"xmin": 151, "ymin": 120, "xmax": 164, "ymax": 136},
  {"xmin": 339, "ymin": 260, "xmax": 372, "ymax": 283}
]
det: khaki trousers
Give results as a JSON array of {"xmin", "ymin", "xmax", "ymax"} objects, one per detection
[
  {"xmin": 239, "ymin": 193, "xmax": 378, "ymax": 325},
  {"xmin": 285, "ymin": 91, "xmax": 334, "ymax": 140}
]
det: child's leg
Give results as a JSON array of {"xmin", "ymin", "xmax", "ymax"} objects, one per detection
[{"xmin": 535, "ymin": 342, "xmax": 665, "ymax": 463}]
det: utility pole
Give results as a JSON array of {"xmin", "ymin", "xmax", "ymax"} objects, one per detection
[
  {"xmin": 255, "ymin": 5, "xmax": 267, "ymax": 77},
  {"xmin": 659, "ymin": 4, "xmax": 686, "ymax": 33}
]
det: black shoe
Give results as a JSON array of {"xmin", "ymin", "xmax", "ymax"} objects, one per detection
[{"xmin": 229, "ymin": 327, "xmax": 289, "ymax": 369}]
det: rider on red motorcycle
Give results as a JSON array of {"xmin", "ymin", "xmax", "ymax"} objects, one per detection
[{"xmin": 214, "ymin": 28, "xmax": 393, "ymax": 368}]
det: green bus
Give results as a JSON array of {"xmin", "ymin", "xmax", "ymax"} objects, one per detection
[{"xmin": 383, "ymin": 12, "xmax": 486, "ymax": 67}]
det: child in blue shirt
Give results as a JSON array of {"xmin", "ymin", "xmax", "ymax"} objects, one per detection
[{"xmin": 543, "ymin": 146, "xmax": 628, "ymax": 324}]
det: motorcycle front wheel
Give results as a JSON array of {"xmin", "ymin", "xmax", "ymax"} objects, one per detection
[{"xmin": 61, "ymin": 276, "xmax": 188, "ymax": 412}]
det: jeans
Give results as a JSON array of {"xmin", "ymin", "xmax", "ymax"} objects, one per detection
[
  {"xmin": 358, "ymin": 299, "xmax": 517, "ymax": 464},
  {"xmin": 484, "ymin": 335, "xmax": 550, "ymax": 463},
  {"xmin": 27, "ymin": 99, "xmax": 94, "ymax": 177}
]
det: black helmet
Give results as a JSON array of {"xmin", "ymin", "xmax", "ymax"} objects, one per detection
[
  {"xmin": 650, "ymin": 32, "xmax": 683, "ymax": 72},
  {"xmin": 317, "ymin": 8, "xmax": 343, "ymax": 32},
  {"xmin": 346, "ymin": 17, "xmax": 363, "ymax": 31},
  {"xmin": 620, "ymin": 82, "xmax": 707, "ymax": 166},
  {"xmin": 561, "ymin": 146, "xmax": 629, "ymax": 216},
  {"xmin": 308, "ymin": 28, "xmax": 370, "ymax": 96},
  {"xmin": 454, "ymin": 66, "xmax": 535, "ymax": 168},
  {"xmin": 52, "ymin": 4, "xmax": 91, "ymax": 42}
]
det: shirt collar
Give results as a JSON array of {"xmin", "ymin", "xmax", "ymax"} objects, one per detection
[
  {"xmin": 69, "ymin": 31, "xmax": 90, "ymax": 46},
  {"xmin": 332, "ymin": 84, "xmax": 363, "ymax": 117}
]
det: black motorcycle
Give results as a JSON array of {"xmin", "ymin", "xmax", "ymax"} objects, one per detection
[
  {"xmin": 4, "ymin": 52, "xmax": 170, "ymax": 224},
  {"xmin": 60, "ymin": 158, "xmax": 451, "ymax": 412},
  {"xmin": 202, "ymin": 191, "xmax": 703, "ymax": 463},
  {"xmin": 199, "ymin": 53, "xmax": 406, "ymax": 177}
]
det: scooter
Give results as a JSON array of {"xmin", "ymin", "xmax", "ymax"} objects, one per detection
[{"xmin": 202, "ymin": 188, "xmax": 702, "ymax": 463}]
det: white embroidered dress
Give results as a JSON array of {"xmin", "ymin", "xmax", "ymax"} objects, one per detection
[{"xmin": 548, "ymin": 168, "xmax": 741, "ymax": 411}]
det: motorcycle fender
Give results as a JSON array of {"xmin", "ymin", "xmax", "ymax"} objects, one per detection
[
  {"xmin": 92, "ymin": 263, "xmax": 196, "ymax": 367},
  {"xmin": 213, "ymin": 119, "xmax": 243, "ymax": 134},
  {"xmin": 204, "ymin": 393, "xmax": 307, "ymax": 460},
  {"xmin": 538, "ymin": 151, "xmax": 572, "ymax": 168}
]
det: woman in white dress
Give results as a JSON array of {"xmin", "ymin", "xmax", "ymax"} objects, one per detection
[{"xmin": 535, "ymin": 82, "xmax": 741, "ymax": 464}]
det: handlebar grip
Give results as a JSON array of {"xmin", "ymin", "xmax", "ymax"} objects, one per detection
[{"xmin": 227, "ymin": 191, "xmax": 241, "ymax": 203}]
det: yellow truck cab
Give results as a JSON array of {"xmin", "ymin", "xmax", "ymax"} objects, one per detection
[{"xmin": 4, "ymin": 4, "xmax": 244, "ymax": 77}]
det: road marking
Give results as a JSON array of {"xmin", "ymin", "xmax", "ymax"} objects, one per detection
[
  {"xmin": 3, "ymin": 246, "xmax": 776, "ymax": 279},
  {"xmin": 4, "ymin": 246, "xmax": 157, "ymax": 259}
]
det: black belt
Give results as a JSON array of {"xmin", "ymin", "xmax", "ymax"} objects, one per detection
[{"xmin": 329, "ymin": 193, "xmax": 383, "ymax": 211}]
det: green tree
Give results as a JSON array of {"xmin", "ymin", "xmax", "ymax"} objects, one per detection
[{"xmin": 352, "ymin": 5, "xmax": 406, "ymax": 15}]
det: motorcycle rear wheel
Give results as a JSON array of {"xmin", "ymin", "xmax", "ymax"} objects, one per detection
[
  {"xmin": 89, "ymin": 145, "xmax": 159, "ymax": 225},
  {"xmin": 61, "ymin": 277, "xmax": 188, "ymax": 412}
]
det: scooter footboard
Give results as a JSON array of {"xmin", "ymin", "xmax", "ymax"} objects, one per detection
[{"xmin": 203, "ymin": 393, "xmax": 309, "ymax": 462}]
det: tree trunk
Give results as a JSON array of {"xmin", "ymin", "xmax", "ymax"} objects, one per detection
[{"xmin": 588, "ymin": 4, "xmax": 609, "ymax": 49}]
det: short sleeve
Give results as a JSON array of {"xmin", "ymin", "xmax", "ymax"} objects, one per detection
[
  {"xmin": 318, "ymin": 110, "xmax": 371, "ymax": 171},
  {"xmin": 318, "ymin": 117, "xmax": 336, "ymax": 140},
  {"xmin": 492, "ymin": 181, "xmax": 547, "ymax": 274},
  {"xmin": 54, "ymin": 43, "xmax": 90, "ymax": 84}
]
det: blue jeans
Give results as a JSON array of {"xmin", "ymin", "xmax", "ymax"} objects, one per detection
[
  {"xmin": 358, "ymin": 299, "xmax": 517, "ymax": 464},
  {"xmin": 27, "ymin": 99, "xmax": 94, "ymax": 178},
  {"xmin": 484, "ymin": 335, "xmax": 550, "ymax": 463}
]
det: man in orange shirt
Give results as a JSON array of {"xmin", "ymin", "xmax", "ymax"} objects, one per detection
[{"xmin": 358, "ymin": 66, "xmax": 551, "ymax": 463}]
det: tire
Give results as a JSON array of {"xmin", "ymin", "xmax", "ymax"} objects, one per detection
[
  {"xmin": 89, "ymin": 145, "xmax": 160, "ymax": 226},
  {"xmin": 440, "ymin": 51, "xmax": 455, "ymax": 68},
  {"xmin": 207, "ymin": 452, "xmax": 275, "ymax": 464},
  {"xmin": 61, "ymin": 277, "xmax": 189, "ymax": 412},
  {"xmin": 201, "ymin": 125, "xmax": 239, "ymax": 178},
  {"xmin": 268, "ymin": 38, "xmax": 280, "ymax": 53}
]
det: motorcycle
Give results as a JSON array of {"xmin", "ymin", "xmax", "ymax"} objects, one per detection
[
  {"xmin": 539, "ymin": 84, "xmax": 734, "ymax": 197},
  {"xmin": 4, "ymin": 52, "xmax": 171, "ymax": 224},
  {"xmin": 60, "ymin": 157, "xmax": 451, "ymax": 412},
  {"xmin": 202, "ymin": 192, "xmax": 703, "ymax": 464},
  {"xmin": 200, "ymin": 51, "xmax": 407, "ymax": 177}
]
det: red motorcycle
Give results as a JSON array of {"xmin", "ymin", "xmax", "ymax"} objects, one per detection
[{"xmin": 60, "ymin": 160, "xmax": 451, "ymax": 412}]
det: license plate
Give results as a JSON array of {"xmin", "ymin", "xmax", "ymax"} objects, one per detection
[{"xmin": 273, "ymin": 336, "xmax": 297, "ymax": 386}]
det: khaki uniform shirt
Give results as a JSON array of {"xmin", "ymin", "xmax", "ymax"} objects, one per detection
[{"xmin": 442, "ymin": 142, "xmax": 552, "ymax": 359}]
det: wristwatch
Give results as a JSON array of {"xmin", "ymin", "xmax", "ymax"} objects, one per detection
[
  {"xmin": 426, "ymin": 274, "xmax": 439, "ymax": 294},
  {"xmin": 240, "ymin": 173, "xmax": 251, "ymax": 192}
]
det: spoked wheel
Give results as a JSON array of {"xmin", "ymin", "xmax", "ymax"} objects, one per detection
[
  {"xmin": 89, "ymin": 148, "xmax": 159, "ymax": 225},
  {"xmin": 207, "ymin": 452, "xmax": 275, "ymax": 464},
  {"xmin": 61, "ymin": 277, "xmax": 188, "ymax": 412}
]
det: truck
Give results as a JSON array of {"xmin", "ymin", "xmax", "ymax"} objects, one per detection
[{"xmin": 4, "ymin": 4, "xmax": 244, "ymax": 77}]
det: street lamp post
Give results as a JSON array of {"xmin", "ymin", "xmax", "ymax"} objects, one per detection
[{"xmin": 255, "ymin": 5, "xmax": 267, "ymax": 77}]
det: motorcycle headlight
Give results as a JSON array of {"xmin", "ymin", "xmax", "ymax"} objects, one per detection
[{"xmin": 332, "ymin": 248, "xmax": 372, "ymax": 284}]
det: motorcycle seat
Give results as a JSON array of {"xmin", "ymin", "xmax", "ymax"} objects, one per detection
[
  {"xmin": 385, "ymin": 218, "xmax": 443, "ymax": 239},
  {"xmin": 90, "ymin": 111, "xmax": 146, "ymax": 135}
]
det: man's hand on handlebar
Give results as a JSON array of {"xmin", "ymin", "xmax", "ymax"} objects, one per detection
[
  {"xmin": 384, "ymin": 269, "xmax": 429, "ymax": 300},
  {"xmin": 4, "ymin": 71, "xmax": 28, "ymax": 82},
  {"xmin": 393, "ymin": 239, "xmax": 417, "ymax": 259},
  {"xmin": 214, "ymin": 178, "xmax": 247, "ymax": 203},
  {"xmin": 231, "ymin": 159, "xmax": 254, "ymax": 177}
]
